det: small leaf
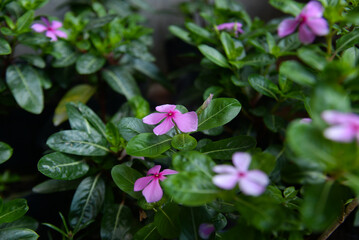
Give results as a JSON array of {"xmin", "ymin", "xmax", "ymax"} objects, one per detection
[
  {"xmin": 0, "ymin": 38, "xmax": 11, "ymax": 55},
  {"xmin": 118, "ymin": 117, "xmax": 153, "ymax": 142},
  {"xmin": 129, "ymin": 95, "xmax": 150, "ymax": 119},
  {"xmin": 279, "ymin": 61, "xmax": 316, "ymax": 86},
  {"xmin": 171, "ymin": 134, "xmax": 197, "ymax": 151},
  {"xmin": 220, "ymin": 32, "xmax": 236, "ymax": 60},
  {"xmin": 111, "ymin": 164, "xmax": 142, "ymax": 199},
  {"xmin": 186, "ymin": 22, "xmax": 213, "ymax": 42},
  {"xmin": 0, "ymin": 142, "xmax": 13, "ymax": 164},
  {"xmin": 126, "ymin": 133, "xmax": 172, "ymax": 157},
  {"xmin": 248, "ymin": 74, "xmax": 280, "ymax": 100},
  {"xmin": 263, "ymin": 114, "xmax": 285, "ymax": 132},
  {"xmin": 0, "ymin": 199, "xmax": 29, "ymax": 224},
  {"xmin": 198, "ymin": 45, "xmax": 229, "ymax": 68},
  {"xmin": 76, "ymin": 53, "xmax": 105, "ymax": 75}
]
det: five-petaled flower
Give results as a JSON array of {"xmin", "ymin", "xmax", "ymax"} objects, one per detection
[
  {"xmin": 143, "ymin": 104, "xmax": 198, "ymax": 136},
  {"xmin": 31, "ymin": 17, "xmax": 67, "ymax": 42},
  {"xmin": 198, "ymin": 223, "xmax": 215, "ymax": 239},
  {"xmin": 134, "ymin": 165, "xmax": 178, "ymax": 203},
  {"xmin": 278, "ymin": 1, "xmax": 329, "ymax": 44},
  {"xmin": 216, "ymin": 22, "xmax": 244, "ymax": 37},
  {"xmin": 212, "ymin": 152, "xmax": 269, "ymax": 196},
  {"xmin": 322, "ymin": 110, "xmax": 359, "ymax": 143}
]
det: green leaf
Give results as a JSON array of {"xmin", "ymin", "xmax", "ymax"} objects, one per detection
[
  {"xmin": 53, "ymin": 84, "xmax": 96, "ymax": 126},
  {"xmin": 132, "ymin": 59, "xmax": 171, "ymax": 89},
  {"xmin": 20, "ymin": 54, "xmax": 45, "ymax": 68},
  {"xmin": 336, "ymin": 29, "xmax": 359, "ymax": 53},
  {"xmin": 248, "ymin": 74, "xmax": 280, "ymax": 100},
  {"xmin": 198, "ymin": 45, "xmax": 229, "ymax": 68},
  {"xmin": 102, "ymin": 66, "xmax": 141, "ymax": 100},
  {"xmin": 263, "ymin": 114, "xmax": 285, "ymax": 132},
  {"xmin": 118, "ymin": 117, "xmax": 153, "ymax": 141},
  {"xmin": 251, "ymin": 152, "xmax": 276, "ymax": 174},
  {"xmin": 0, "ymin": 142, "xmax": 13, "ymax": 164},
  {"xmin": 105, "ymin": 122, "xmax": 122, "ymax": 152},
  {"xmin": 38, "ymin": 152, "xmax": 89, "ymax": 180},
  {"xmin": 69, "ymin": 175, "xmax": 105, "ymax": 232},
  {"xmin": 52, "ymin": 41, "xmax": 78, "ymax": 67},
  {"xmin": 133, "ymin": 222, "xmax": 161, "ymax": 240},
  {"xmin": 0, "ymin": 216, "xmax": 38, "ymax": 231},
  {"xmin": 297, "ymin": 46, "xmax": 326, "ymax": 71},
  {"xmin": 46, "ymin": 130, "xmax": 109, "ymax": 156},
  {"xmin": 279, "ymin": 61, "xmax": 316, "ymax": 86},
  {"xmin": 0, "ymin": 228, "xmax": 38, "ymax": 240},
  {"xmin": 84, "ymin": 15, "xmax": 116, "ymax": 30},
  {"xmin": 76, "ymin": 53, "xmax": 105, "ymax": 75},
  {"xmin": 220, "ymin": 32, "xmax": 236, "ymax": 60},
  {"xmin": 269, "ymin": 0, "xmax": 302, "ymax": 16},
  {"xmin": 197, "ymin": 98, "xmax": 241, "ymax": 131},
  {"xmin": 186, "ymin": 22, "xmax": 213, "ymax": 42},
  {"xmin": 126, "ymin": 133, "xmax": 171, "ymax": 157},
  {"xmin": 129, "ymin": 95, "xmax": 150, "ymax": 119},
  {"xmin": 32, "ymin": 179, "xmax": 81, "ymax": 194},
  {"xmin": 154, "ymin": 203, "xmax": 180, "ymax": 239},
  {"xmin": 6, "ymin": 64, "xmax": 43, "ymax": 114},
  {"xmin": 111, "ymin": 164, "xmax": 142, "ymax": 199},
  {"xmin": 231, "ymin": 54, "xmax": 275, "ymax": 69},
  {"xmin": 171, "ymin": 134, "xmax": 197, "ymax": 151},
  {"xmin": 0, "ymin": 38, "xmax": 11, "ymax": 55},
  {"xmin": 101, "ymin": 204, "xmax": 133, "ymax": 240},
  {"xmin": 172, "ymin": 151, "xmax": 215, "ymax": 177},
  {"xmin": 15, "ymin": 10, "xmax": 34, "ymax": 33},
  {"xmin": 0, "ymin": 199, "xmax": 28, "ymax": 224},
  {"xmin": 169, "ymin": 25, "xmax": 193, "ymax": 45},
  {"xmin": 200, "ymin": 136, "xmax": 256, "ymax": 160}
]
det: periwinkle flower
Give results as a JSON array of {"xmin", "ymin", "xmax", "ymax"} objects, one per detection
[
  {"xmin": 198, "ymin": 223, "xmax": 215, "ymax": 239},
  {"xmin": 216, "ymin": 22, "xmax": 244, "ymax": 36},
  {"xmin": 31, "ymin": 17, "xmax": 67, "ymax": 42},
  {"xmin": 322, "ymin": 110, "xmax": 359, "ymax": 143},
  {"xmin": 212, "ymin": 152, "xmax": 269, "ymax": 196},
  {"xmin": 143, "ymin": 104, "xmax": 198, "ymax": 136},
  {"xmin": 278, "ymin": 1, "xmax": 329, "ymax": 44},
  {"xmin": 134, "ymin": 165, "xmax": 178, "ymax": 203}
]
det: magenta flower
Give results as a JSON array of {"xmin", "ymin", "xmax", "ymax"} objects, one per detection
[
  {"xmin": 198, "ymin": 223, "xmax": 215, "ymax": 239},
  {"xmin": 322, "ymin": 110, "xmax": 359, "ymax": 143},
  {"xmin": 216, "ymin": 22, "xmax": 244, "ymax": 37},
  {"xmin": 212, "ymin": 152, "xmax": 269, "ymax": 196},
  {"xmin": 278, "ymin": 1, "xmax": 329, "ymax": 44},
  {"xmin": 134, "ymin": 165, "xmax": 178, "ymax": 203},
  {"xmin": 31, "ymin": 17, "xmax": 67, "ymax": 42},
  {"xmin": 143, "ymin": 104, "xmax": 198, "ymax": 136}
]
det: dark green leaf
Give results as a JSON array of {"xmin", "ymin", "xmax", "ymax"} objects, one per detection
[
  {"xmin": 186, "ymin": 22, "xmax": 213, "ymax": 42},
  {"xmin": 126, "ymin": 133, "xmax": 171, "ymax": 157},
  {"xmin": 263, "ymin": 114, "xmax": 285, "ymax": 132},
  {"xmin": 169, "ymin": 25, "xmax": 193, "ymax": 45},
  {"xmin": 0, "ymin": 199, "xmax": 28, "ymax": 224},
  {"xmin": 248, "ymin": 74, "xmax": 280, "ymax": 100},
  {"xmin": 15, "ymin": 10, "xmax": 34, "ymax": 33},
  {"xmin": 133, "ymin": 222, "xmax": 160, "ymax": 240},
  {"xmin": 0, "ymin": 228, "xmax": 38, "ymax": 240},
  {"xmin": 279, "ymin": 61, "xmax": 316, "ymax": 86},
  {"xmin": 20, "ymin": 54, "xmax": 45, "ymax": 68},
  {"xmin": 0, "ymin": 216, "xmax": 38, "ymax": 231},
  {"xmin": 171, "ymin": 134, "xmax": 197, "ymax": 151},
  {"xmin": 101, "ymin": 204, "xmax": 133, "ymax": 240},
  {"xmin": 0, "ymin": 142, "xmax": 13, "ymax": 164},
  {"xmin": 198, "ymin": 45, "xmax": 229, "ymax": 68},
  {"xmin": 154, "ymin": 203, "xmax": 180, "ymax": 239},
  {"xmin": 76, "ymin": 53, "xmax": 105, "ymax": 75},
  {"xmin": 220, "ymin": 32, "xmax": 236, "ymax": 60},
  {"xmin": 172, "ymin": 151, "xmax": 215, "ymax": 177},
  {"xmin": 129, "ymin": 95, "xmax": 150, "ymax": 119},
  {"xmin": 336, "ymin": 29, "xmax": 359, "ymax": 53},
  {"xmin": 133, "ymin": 59, "xmax": 170, "ymax": 89},
  {"xmin": 298, "ymin": 46, "xmax": 326, "ymax": 71},
  {"xmin": 111, "ymin": 164, "xmax": 142, "ymax": 199},
  {"xmin": 0, "ymin": 38, "xmax": 11, "ymax": 55},
  {"xmin": 118, "ymin": 117, "xmax": 153, "ymax": 141},
  {"xmin": 32, "ymin": 179, "xmax": 81, "ymax": 194},
  {"xmin": 84, "ymin": 15, "xmax": 116, "ymax": 30},
  {"xmin": 52, "ymin": 41, "xmax": 78, "ymax": 67}
]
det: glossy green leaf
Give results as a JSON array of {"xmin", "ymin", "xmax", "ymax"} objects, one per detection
[
  {"xmin": 169, "ymin": 25, "xmax": 192, "ymax": 45},
  {"xmin": 126, "ymin": 133, "xmax": 171, "ymax": 157},
  {"xmin": 76, "ymin": 53, "xmax": 105, "ymax": 75},
  {"xmin": 0, "ymin": 38, "xmax": 11, "ymax": 55},
  {"xmin": 15, "ymin": 10, "xmax": 34, "ymax": 33},
  {"xmin": 69, "ymin": 175, "xmax": 105, "ymax": 232},
  {"xmin": 0, "ymin": 199, "xmax": 28, "ymax": 224},
  {"xmin": 111, "ymin": 164, "xmax": 142, "ymax": 199},
  {"xmin": 101, "ymin": 204, "xmax": 133, "ymax": 240},
  {"xmin": 6, "ymin": 64, "xmax": 43, "ymax": 114},
  {"xmin": 231, "ymin": 54, "xmax": 276, "ymax": 69},
  {"xmin": 38, "ymin": 152, "xmax": 89, "ymax": 180},
  {"xmin": 129, "ymin": 95, "xmax": 150, "ymax": 119},
  {"xmin": 20, "ymin": 54, "xmax": 45, "ymax": 68},
  {"xmin": 172, "ymin": 151, "xmax": 215, "ymax": 177},
  {"xmin": 105, "ymin": 122, "xmax": 122, "ymax": 152},
  {"xmin": 198, "ymin": 45, "xmax": 229, "ymax": 68},
  {"xmin": 279, "ymin": 61, "xmax": 316, "ymax": 86},
  {"xmin": 186, "ymin": 22, "xmax": 213, "ymax": 42},
  {"xmin": 46, "ymin": 130, "xmax": 109, "ymax": 156},
  {"xmin": 220, "ymin": 32, "xmax": 236, "ymax": 60},
  {"xmin": 336, "ymin": 29, "xmax": 359, "ymax": 53},
  {"xmin": 248, "ymin": 74, "xmax": 280, "ymax": 100},
  {"xmin": 269, "ymin": 0, "xmax": 302, "ymax": 16},
  {"xmin": 0, "ymin": 228, "xmax": 38, "ymax": 240},
  {"xmin": 171, "ymin": 134, "xmax": 197, "ymax": 151},
  {"xmin": 297, "ymin": 46, "xmax": 326, "ymax": 71},
  {"xmin": 197, "ymin": 98, "xmax": 241, "ymax": 131},
  {"xmin": 118, "ymin": 117, "xmax": 153, "ymax": 141},
  {"xmin": 133, "ymin": 222, "xmax": 161, "ymax": 240},
  {"xmin": 0, "ymin": 142, "xmax": 13, "ymax": 164},
  {"xmin": 0, "ymin": 216, "xmax": 38, "ymax": 231},
  {"xmin": 263, "ymin": 114, "xmax": 285, "ymax": 132},
  {"xmin": 52, "ymin": 41, "xmax": 78, "ymax": 67},
  {"xmin": 154, "ymin": 203, "xmax": 180, "ymax": 239},
  {"xmin": 200, "ymin": 136, "xmax": 256, "ymax": 160},
  {"xmin": 32, "ymin": 179, "xmax": 81, "ymax": 194}
]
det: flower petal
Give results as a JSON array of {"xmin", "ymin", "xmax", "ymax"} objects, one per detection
[
  {"xmin": 213, "ymin": 165, "xmax": 237, "ymax": 174},
  {"xmin": 134, "ymin": 176, "xmax": 153, "ymax": 191},
  {"xmin": 324, "ymin": 125, "xmax": 356, "ymax": 143},
  {"xmin": 298, "ymin": 24, "xmax": 316, "ymax": 44},
  {"xmin": 198, "ymin": 223, "xmax": 215, "ymax": 239},
  {"xmin": 143, "ymin": 113, "xmax": 167, "ymax": 125},
  {"xmin": 153, "ymin": 117, "xmax": 174, "ymax": 135},
  {"xmin": 306, "ymin": 18, "xmax": 329, "ymax": 36},
  {"xmin": 239, "ymin": 170, "xmax": 269, "ymax": 196},
  {"xmin": 278, "ymin": 18, "xmax": 299, "ymax": 37},
  {"xmin": 54, "ymin": 30, "xmax": 68, "ymax": 39},
  {"xmin": 161, "ymin": 169, "xmax": 178, "ymax": 176},
  {"xmin": 147, "ymin": 165, "xmax": 161, "ymax": 175},
  {"xmin": 31, "ymin": 23, "xmax": 47, "ymax": 32},
  {"xmin": 142, "ymin": 178, "xmax": 163, "ymax": 203},
  {"xmin": 46, "ymin": 31, "xmax": 58, "ymax": 41},
  {"xmin": 41, "ymin": 17, "xmax": 50, "ymax": 26},
  {"xmin": 173, "ymin": 111, "xmax": 198, "ymax": 133},
  {"xmin": 232, "ymin": 152, "xmax": 251, "ymax": 171},
  {"xmin": 155, "ymin": 104, "xmax": 177, "ymax": 113},
  {"xmin": 212, "ymin": 174, "xmax": 238, "ymax": 190},
  {"xmin": 322, "ymin": 110, "xmax": 359, "ymax": 125},
  {"xmin": 301, "ymin": 1, "xmax": 324, "ymax": 18},
  {"xmin": 216, "ymin": 22, "xmax": 235, "ymax": 31},
  {"xmin": 51, "ymin": 20, "xmax": 63, "ymax": 29}
]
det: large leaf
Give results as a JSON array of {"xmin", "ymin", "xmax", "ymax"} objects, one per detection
[
  {"xmin": 38, "ymin": 152, "xmax": 89, "ymax": 180},
  {"xmin": 46, "ymin": 130, "xmax": 109, "ymax": 156},
  {"xmin": 69, "ymin": 175, "xmax": 105, "ymax": 232},
  {"xmin": 200, "ymin": 136, "xmax": 256, "ymax": 160},
  {"xmin": 6, "ymin": 64, "xmax": 43, "ymax": 114},
  {"xmin": 0, "ymin": 229, "xmax": 38, "ymax": 240},
  {"xmin": 198, "ymin": 45, "xmax": 229, "ymax": 68},
  {"xmin": 0, "ymin": 142, "xmax": 13, "ymax": 164},
  {"xmin": 172, "ymin": 151, "xmax": 215, "ymax": 178},
  {"xmin": 0, "ymin": 38, "xmax": 11, "ymax": 55},
  {"xmin": 53, "ymin": 84, "xmax": 96, "ymax": 126},
  {"xmin": 0, "ymin": 199, "xmax": 28, "ymax": 224},
  {"xmin": 32, "ymin": 179, "xmax": 81, "ymax": 194},
  {"xmin": 125, "ymin": 133, "xmax": 171, "ymax": 157},
  {"xmin": 248, "ymin": 74, "xmax": 280, "ymax": 100},
  {"xmin": 101, "ymin": 204, "xmax": 133, "ymax": 240},
  {"xmin": 111, "ymin": 164, "xmax": 142, "ymax": 199},
  {"xmin": 154, "ymin": 203, "xmax": 180, "ymax": 239},
  {"xmin": 279, "ymin": 61, "xmax": 316, "ymax": 86},
  {"xmin": 197, "ymin": 98, "xmax": 241, "ymax": 131},
  {"xmin": 102, "ymin": 66, "xmax": 140, "ymax": 100},
  {"xmin": 20, "ymin": 54, "xmax": 45, "ymax": 68},
  {"xmin": 118, "ymin": 117, "xmax": 153, "ymax": 141},
  {"xmin": 76, "ymin": 53, "xmax": 105, "ymax": 75}
]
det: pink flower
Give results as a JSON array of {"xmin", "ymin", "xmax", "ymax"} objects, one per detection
[
  {"xmin": 212, "ymin": 152, "xmax": 269, "ymax": 196},
  {"xmin": 143, "ymin": 104, "xmax": 198, "ymax": 136},
  {"xmin": 134, "ymin": 165, "xmax": 178, "ymax": 203},
  {"xmin": 216, "ymin": 22, "xmax": 244, "ymax": 37},
  {"xmin": 198, "ymin": 223, "xmax": 215, "ymax": 239},
  {"xmin": 300, "ymin": 118, "xmax": 312, "ymax": 123},
  {"xmin": 322, "ymin": 110, "xmax": 359, "ymax": 143},
  {"xmin": 278, "ymin": 1, "xmax": 329, "ymax": 44},
  {"xmin": 31, "ymin": 17, "xmax": 67, "ymax": 42}
]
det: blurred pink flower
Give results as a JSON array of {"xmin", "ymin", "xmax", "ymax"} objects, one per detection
[
  {"xmin": 134, "ymin": 165, "xmax": 177, "ymax": 203},
  {"xmin": 322, "ymin": 110, "xmax": 359, "ymax": 143},
  {"xmin": 31, "ymin": 17, "xmax": 67, "ymax": 42},
  {"xmin": 213, "ymin": 152, "xmax": 269, "ymax": 196},
  {"xmin": 143, "ymin": 104, "xmax": 198, "ymax": 135},
  {"xmin": 198, "ymin": 223, "xmax": 215, "ymax": 239},
  {"xmin": 278, "ymin": 1, "xmax": 329, "ymax": 44},
  {"xmin": 216, "ymin": 22, "xmax": 244, "ymax": 36},
  {"xmin": 300, "ymin": 118, "xmax": 312, "ymax": 123}
]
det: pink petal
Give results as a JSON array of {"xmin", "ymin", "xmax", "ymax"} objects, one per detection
[
  {"xmin": 306, "ymin": 18, "xmax": 329, "ymax": 36},
  {"xmin": 198, "ymin": 223, "xmax": 215, "ymax": 239},
  {"xmin": 324, "ymin": 125, "xmax": 356, "ymax": 143},
  {"xmin": 216, "ymin": 22, "xmax": 235, "ymax": 30},
  {"xmin": 156, "ymin": 104, "xmax": 177, "ymax": 113},
  {"xmin": 161, "ymin": 169, "xmax": 178, "ymax": 176},
  {"xmin": 31, "ymin": 23, "xmax": 47, "ymax": 32},
  {"xmin": 51, "ymin": 20, "xmax": 63, "ymax": 29},
  {"xmin": 143, "ymin": 113, "xmax": 167, "ymax": 125},
  {"xmin": 153, "ymin": 117, "xmax": 175, "ymax": 135},
  {"xmin": 213, "ymin": 165, "xmax": 237, "ymax": 174},
  {"xmin": 321, "ymin": 111, "xmax": 359, "ymax": 125},
  {"xmin": 173, "ymin": 111, "xmax": 198, "ymax": 133},
  {"xmin": 239, "ymin": 170, "xmax": 269, "ymax": 196},
  {"xmin": 301, "ymin": 1, "xmax": 324, "ymax": 18},
  {"xmin": 212, "ymin": 174, "xmax": 238, "ymax": 190},
  {"xmin": 134, "ymin": 176, "xmax": 153, "ymax": 191},
  {"xmin": 232, "ymin": 152, "xmax": 251, "ymax": 172},
  {"xmin": 142, "ymin": 178, "xmax": 163, "ymax": 203},
  {"xmin": 46, "ymin": 31, "xmax": 58, "ymax": 41},
  {"xmin": 41, "ymin": 17, "xmax": 50, "ymax": 27},
  {"xmin": 54, "ymin": 30, "xmax": 67, "ymax": 39},
  {"xmin": 298, "ymin": 24, "xmax": 316, "ymax": 44},
  {"xmin": 278, "ymin": 18, "xmax": 299, "ymax": 37},
  {"xmin": 147, "ymin": 165, "xmax": 161, "ymax": 175}
]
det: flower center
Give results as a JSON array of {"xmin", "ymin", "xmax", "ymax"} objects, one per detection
[
  {"xmin": 155, "ymin": 173, "xmax": 160, "ymax": 178},
  {"xmin": 238, "ymin": 172, "xmax": 246, "ymax": 178}
]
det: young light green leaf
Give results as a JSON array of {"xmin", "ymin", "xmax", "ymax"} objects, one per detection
[
  {"xmin": 220, "ymin": 32, "xmax": 236, "ymax": 60},
  {"xmin": 0, "ymin": 142, "xmax": 13, "ymax": 164},
  {"xmin": 129, "ymin": 95, "xmax": 150, "ymax": 119},
  {"xmin": 111, "ymin": 164, "xmax": 142, "ymax": 199},
  {"xmin": 186, "ymin": 22, "xmax": 213, "ymax": 43},
  {"xmin": 297, "ymin": 46, "xmax": 326, "ymax": 71},
  {"xmin": 126, "ymin": 133, "xmax": 171, "ymax": 157},
  {"xmin": 76, "ymin": 53, "xmax": 105, "ymax": 75},
  {"xmin": 198, "ymin": 45, "xmax": 230, "ymax": 68}
]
